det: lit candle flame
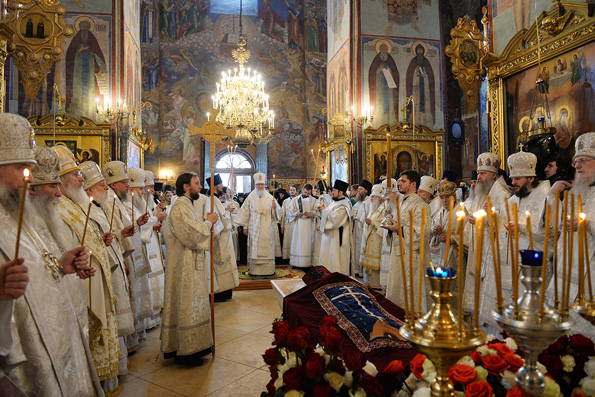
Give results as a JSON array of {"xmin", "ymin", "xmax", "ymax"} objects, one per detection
[
  {"xmin": 491, "ymin": 206, "xmax": 496, "ymax": 212},
  {"xmin": 90, "ymin": 196, "xmax": 93, "ymax": 202},
  {"xmin": 24, "ymin": 169, "xmax": 29, "ymax": 179},
  {"xmin": 473, "ymin": 209, "xmax": 487, "ymax": 218},
  {"xmin": 456, "ymin": 210, "xmax": 465, "ymax": 218},
  {"xmin": 580, "ymin": 212, "xmax": 587, "ymax": 221}
]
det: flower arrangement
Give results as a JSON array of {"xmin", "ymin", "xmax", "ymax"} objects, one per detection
[
  {"xmin": 262, "ymin": 316, "xmax": 383, "ymax": 396},
  {"xmin": 393, "ymin": 334, "xmax": 595, "ymax": 396}
]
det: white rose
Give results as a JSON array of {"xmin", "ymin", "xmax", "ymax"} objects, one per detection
[
  {"xmin": 422, "ymin": 370, "xmax": 436, "ymax": 384},
  {"xmin": 284, "ymin": 390, "xmax": 304, "ymax": 397},
  {"xmin": 285, "ymin": 355, "xmax": 298, "ymax": 369},
  {"xmin": 542, "ymin": 376, "xmax": 562, "ymax": 397},
  {"xmin": 456, "ymin": 355, "xmax": 476, "ymax": 368},
  {"xmin": 505, "ymin": 337, "xmax": 518, "ymax": 351},
  {"xmin": 580, "ymin": 377, "xmax": 595, "ymax": 396},
  {"xmin": 274, "ymin": 376, "xmax": 284, "ymax": 390},
  {"xmin": 413, "ymin": 387, "xmax": 431, "ymax": 397},
  {"xmin": 478, "ymin": 345, "xmax": 497, "ymax": 357},
  {"xmin": 486, "ymin": 334, "xmax": 497, "ymax": 342},
  {"xmin": 422, "ymin": 358, "xmax": 436, "ymax": 383},
  {"xmin": 404, "ymin": 373, "xmax": 419, "ymax": 391},
  {"xmin": 395, "ymin": 390, "xmax": 410, "ymax": 397},
  {"xmin": 584, "ymin": 357, "xmax": 595, "ymax": 378},
  {"xmin": 363, "ymin": 361, "xmax": 378, "ymax": 377},
  {"xmin": 344, "ymin": 370, "xmax": 353, "ymax": 388},
  {"xmin": 500, "ymin": 370, "xmax": 517, "ymax": 390},
  {"xmin": 537, "ymin": 361, "xmax": 547, "ymax": 374},
  {"xmin": 475, "ymin": 366, "xmax": 488, "ymax": 382},
  {"xmin": 348, "ymin": 388, "xmax": 367, "ymax": 397},
  {"xmin": 278, "ymin": 363, "xmax": 290, "ymax": 376},
  {"xmin": 561, "ymin": 355, "xmax": 575, "ymax": 373},
  {"xmin": 324, "ymin": 371, "xmax": 345, "ymax": 391}
]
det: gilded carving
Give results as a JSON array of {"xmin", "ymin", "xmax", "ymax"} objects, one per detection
[{"xmin": 5, "ymin": 0, "xmax": 73, "ymax": 99}]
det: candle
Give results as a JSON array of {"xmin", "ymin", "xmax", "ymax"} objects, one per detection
[
  {"xmin": 81, "ymin": 196, "xmax": 93, "ymax": 245},
  {"xmin": 456, "ymin": 208, "xmax": 465, "ymax": 333},
  {"xmin": 578, "ymin": 197, "xmax": 585, "ymax": 305},
  {"xmin": 386, "ymin": 133, "xmax": 392, "ymax": 188},
  {"xmin": 131, "ymin": 191, "xmax": 135, "ymax": 225},
  {"xmin": 395, "ymin": 198, "xmax": 410, "ymax": 323},
  {"xmin": 409, "ymin": 210, "xmax": 415, "ymax": 319},
  {"xmin": 473, "ymin": 210, "xmax": 487, "ymax": 331},
  {"xmin": 525, "ymin": 211, "xmax": 534, "ymax": 250},
  {"xmin": 418, "ymin": 206, "xmax": 426, "ymax": 317},
  {"xmin": 584, "ymin": 224, "xmax": 593, "ymax": 303},
  {"xmin": 443, "ymin": 196, "xmax": 455, "ymax": 267},
  {"xmin": 553, "ymin": 189, "xmax": 560, "ymax": 309},
  {"xmin": 539, "ymin": 204, "xmax": 552, "ymax": 320},
  {"xmin": 561, "ymin": 191, "xmax": 569, "ymax": 312},
  {"xmin": 486, "ymin": 198, "xmax": 502, "ymax": 314},
  {"xmin": 14, "ymin": 169, "xmax": 30, "ymax": 264},
  {"xmin": 567, "ymin": 194, "xmax": 575, "ymax": 312},
  {"xmin": 108, "ymin": 194, "xmax": 117, "ymax": 233},
  {"xmin": 512, "ymin": 202, "xmax": 520, "ymax": 314}
]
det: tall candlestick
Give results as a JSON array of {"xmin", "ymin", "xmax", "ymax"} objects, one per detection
[
  {"xmin": 567, "ymin": 194, "xmax": 575, "ymax": 312},
  {"xmin": 395, "ymin": 198, "xmax": 410, "ymax": 323},
  {"xmin": 585, "ymin": 228, "xmax": 593, "ymax": 303},
  {"xmin": 409, "ymin": 210, "xmax": 415, "ymax": 319},
  {"xmin": 386, "ymin": 133, "xmax": 392, "ymax": 188},
  {"xmin": 145, "ymin": 190, "xmax": 150, "ymax": 214},
  {"xmin": 525, "ymin": 211, "xmax": 534, "ymax": 250},
  {"xmin": 505, "ymin": 200, "xmax": 516, "ymax": 310},
  {"xmin": 81, "ymin": 196, "xmax": 93, "ymax": 245},
  {"xmin": 553, "ymin": 189, "xmax": 560, "ymax": 309},
  {"xmin": 577, "ymin": 211, "xmax": 586, "ymax": 306},
  {"xmin": 418, "ymin": 206, "xmax": 426, "ymax": 318},
  {"xmin": 473, "ymin": 210, "xmax": 487, "ymax": 331},
  {"xmin": 456, "ymin": 208, "xmax": 465, "ymax": 334},
  {"xmin": 443, "ymin": 196, "xmax": 455, "ymax": 267},
  {"xmin": 14, "ymin": 169, "xmax": 30, "ymax": 264},
  {"xmin": 108, "ymin": 194, "xmax": 117, "ymax": 233},
  {"xmin": 486, "ymin": 197, "xmax": 502, "ymax": 314},
  {"xmin": 539, "ymin": 204, "xmax": 552, "ymax": 320},
  {"xmin": 131, "ymin": 191, "xmax": 135, "ymax": 225},
  {"xmin": 561, "ymin": 191, "xmax": 569, "ymax": 313}
]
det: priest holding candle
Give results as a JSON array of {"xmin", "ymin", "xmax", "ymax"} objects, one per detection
[
  {"xmin": 462, "ymin": 152, "xmax": 510, "ymax": 322},
  {"xmin": 0, "ymin": 118, "xmax": 101, "ymax": 396},
  {"xmin": 383, "ymin": 170, "xmax": 431, "ymax": 311},
  {"xmin": 430, "ymin": 180, "xmax": 460, "ymax": 270},
  {"xmin": 361, "ymin": 183, "xmax": 387, "ymax": 289},
  {"xmin": 55, "ymin": 144, "xmax": 120, "ymax": 393}
]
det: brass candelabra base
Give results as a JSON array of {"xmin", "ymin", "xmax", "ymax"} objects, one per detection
[
  {"xmin": 401, "ymin": 274, "xmax": 485, "ymax": 397},
  {"xmin": 576, "ymin": 301, "xmax": 595, "ymax": 326}
]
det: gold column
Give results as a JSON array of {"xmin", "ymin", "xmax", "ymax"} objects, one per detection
[{"xmin": 0, "ymin": 23, "xmax": 14, "ymax": 112}]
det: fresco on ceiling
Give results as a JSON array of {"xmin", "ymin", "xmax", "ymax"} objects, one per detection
[
  {"xmin": 62, "ymin": 0, "xmax": 112, "ymax": 14},
  {"xmin": 360, "ymin": 0, "xmax": 440, "ymax": 40},
  {"xmin": 362, "ymin": 37, "xmax": 443, "ymax": 131},
  {"xmin": 140, "ymin": 0, "xmax": 328, "ymax": 179}
]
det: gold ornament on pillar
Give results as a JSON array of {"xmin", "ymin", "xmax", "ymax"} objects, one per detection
[
  {"xmin": 5, "ymin": 0, "xmax": 73, "ymax": 100},
  {"xmin": 445, "ymin": 7, "xmax": 490, "ymax": 113}
]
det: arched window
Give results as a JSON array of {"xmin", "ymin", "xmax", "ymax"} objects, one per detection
[{"xmin": 214, "ymin": 151, "xmax": 254, "ymax": 193}]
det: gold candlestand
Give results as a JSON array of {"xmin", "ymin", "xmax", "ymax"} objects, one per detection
[{"xmin": 401, "ymin": 273, "xmax": 485, "ymax": 397}]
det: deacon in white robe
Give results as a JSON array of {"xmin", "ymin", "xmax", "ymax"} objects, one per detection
[
  {"xmin": 351, "ymin": 179, "xmax": 372, "ymax": 276},
  {"xmin": 361, "ymin": 184, "xmax": 385, "ymax": 289},
  {"xmin": 318, "ymin": 180, "xmax": 352, "ymax": 274},
  {"xmin": 462, "ymin": 153, "xmax": 510, "ymax": 318},
  {"xmin": 383, "ymin": 171, "xmax": 431, "ymax": 311},
  {"xmin": 161, "ymin": 173, "xmax": 219, "ymax": 364},
  {"xmin": 377, "ymin": 179, "xmax": 397, "ymax": 293},
  {"xmin": 288, "ymin": 184, "xmax": 317, "ymax": 268},
  {"xmin": 281, "ymin": 186, "xmax": 298, "ymax": 260},
  {"xmin": 234, "ymin": 172, "xmax": 281, "ymax": 275},
  {"xmin": 430, "ymin": 181, "xmax": 460, "ymax": 269}
]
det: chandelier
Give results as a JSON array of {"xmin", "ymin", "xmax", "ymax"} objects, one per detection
[{"xmin": 211, "ymin": 0, "xmax": 274, "ymax": 147}]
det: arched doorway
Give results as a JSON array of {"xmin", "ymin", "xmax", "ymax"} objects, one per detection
[{"xmin": 214, "ymin": 151, "xmax": 255, "ymax": 193}]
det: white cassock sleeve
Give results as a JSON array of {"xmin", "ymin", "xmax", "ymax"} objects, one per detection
[{"xmin": 324, "ymin": 206, "xmax": 348, "ymax": 230}]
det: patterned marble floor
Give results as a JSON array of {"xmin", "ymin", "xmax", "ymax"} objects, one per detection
[{"xmin": 113, "ymin": 289, "xmax": 281, "ymax": 397}]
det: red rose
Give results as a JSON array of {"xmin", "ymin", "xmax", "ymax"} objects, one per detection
[
  {"xmin": 287, "ymin": 331, "xmax": 309, "ymax": 351},
  {"xmin": 272, "ymin": 321, "xmax": 290, "ymax": 347},
  {"xmin": 283, "ymin": 366, "xmax": 304, "ymax": 390},
  {"xmin": 464, "ymin": 381, "xmax": 494, "ymax": 397},
  {"xmin": 322, "ymin": 315, "xmax": 337, "ymax": 327},
  {"xmin": 313, "ymin": 381, "xmax": 333, "ymax": 397},
  {"xmin": 410, "ymin": 353, "xmax": 427, "ymax": 379},
  {"xmin": 503, "ymin": 354, "xmax": 524, "ymax": 373},
  {"xmin": 360, "ymin": 372, "xmax": 383, "ymax": 396},
  {"xmin": 570, "ymin": 334, "xmax": 595, "ymax": 355},
  {"xmin": 448, "ymin": 364, "xmax": 477, "ymax": 386},
  {"xmin": 488, "ymin": 342, "xmax": 514, "ymax": 357},
  {"xmin": 470, "ymin": 351, "xmax": 482, "ymax": 364},
  {"xmin": 266, "ymin": 378, "xmax": 276, "ymax": 395},
  {"xmin": 305, "ymin": 352, "xmax": 325, "ymax": 380},
  {"xmin": 482, "ymin": 354, "xmax": 509, "ymax": 375},
  {"xmin": 344, "ymin": 349, "xmax": 367, "ymax": 372},
  {"xmin": 385, "ymin": 360, "xmax": 405, "ymax": 375},
  {"xmin": 573, "ymin": 392, "xmax": 586, "ymax": 397},
  {"xmin": 506, "ymin": 386, "xmax": 524, "ymax": 397},
  {"xmin": 322, "ymin": 327, "xmax": 343, "ymax": 353},
  {"xmin": 548, "ymin": 335, "xmax": 569, "ymax": 356},
  {"xmin": 263, "ymin": 348, "xmax": 281, "ymax": 366},
  {"xmin": 295, "ymin": 326, "xmax": 310, "ymax": 340},
  {"xmin": 540, "ymin": 354, "xmax": 562, "ymax": 377}
]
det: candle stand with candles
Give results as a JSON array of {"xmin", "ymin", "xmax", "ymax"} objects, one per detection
[
  {"xmin": 493, "ymin": 250, "xmax": 575, "ymax": 396},
  {"xmin": 400, "ymin": 268, "xmax": 485, "ymax": 397}
]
